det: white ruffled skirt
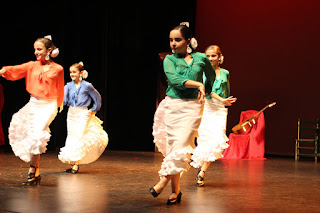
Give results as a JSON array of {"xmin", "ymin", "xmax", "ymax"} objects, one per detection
[
  {"xmin": 58, "ymin": 106, "xmax": 108, "ymax": 164},
  {"xmin": 153, "ymin": 96, "xmax": 203, "ymax": 177},
  {"xmin": 190, "ymin": 98, "xmax": 229, "ymax": 168},
  {"xmin": 9, "ymin": 96, "xmax": 58, "ymax": 162}
]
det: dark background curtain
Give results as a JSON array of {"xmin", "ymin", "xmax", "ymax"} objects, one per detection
[
  {"xmin": 0, "ymin": 1, "xmax": 197, "ymax": 152},
  {"xmin": 195, "ymin": 0, "xmax": 320, "ymax": 156}
]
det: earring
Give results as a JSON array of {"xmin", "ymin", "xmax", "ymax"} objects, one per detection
[
  {"xmin": 45, "ymin": 53, "xmax": 50, "ymax": 61},
  {"xmin": 187, "ymin": 45, "xmax": 192, "ymax": 53},
  {"xmin": 79, "ymin": 75, "xmax": 82, "ymax": 81}
]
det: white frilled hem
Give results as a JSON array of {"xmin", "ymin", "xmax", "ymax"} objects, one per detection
[
  {"xmin": 9, "ymin": 96, "xmax": 57, "ymax": 162},
  {"xmin": 191, "ymin": 98, "xmax": 229, "ymax": 168},
  {"xmin": 58, "ymin": 107, "xmax": 108, "ymax": 164},
  {"xmin": 153, "ymin": 96, "xmax": 203, "ymax": 177}
]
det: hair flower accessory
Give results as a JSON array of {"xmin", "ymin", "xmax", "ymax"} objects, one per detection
[
  {"xmin": 190, "ymin": 38, "xmax": 198, "ymax": 49},
  {"xmin": 180, "ymin": 22, "xmax": 190, "ymax": 28},
  {"xmin": 51, "ymin": 48, "xmax": 59, "ymax": 58},
  {"xmin": 44, "ymin": 35, "xmax": 52, "ymax": 40},
  {"xmin": 219, "ymin": 55, "xmax": 224, "ymax": 65},
  {"xmin": 79, "ymin": 61, "xmax": 88, "ymax": 79},
  {"xmin": 82, "ymin": 70, "xmax": 88, "ymax": 79}
]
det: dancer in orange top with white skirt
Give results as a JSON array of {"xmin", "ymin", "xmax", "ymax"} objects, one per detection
[{"xmin": 0, "ymin": 35, "xmax": 64, "ymax": 186}]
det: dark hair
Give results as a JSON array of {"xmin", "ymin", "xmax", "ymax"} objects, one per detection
[
  {"xmin": 35, "ymin": 37, "xmax": 56, "ymax": 51},
  {"xmin": 70, "ymin": 62, "xmax": 85, "ymax": 72},
  {"xmin": 172, "ymin": 24, "xmax": 192, "ymax": 40}
]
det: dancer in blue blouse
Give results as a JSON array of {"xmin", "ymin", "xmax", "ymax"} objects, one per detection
[{"xmin": 58, "ymin": 62, "xmax": 108, "ymax": 173}]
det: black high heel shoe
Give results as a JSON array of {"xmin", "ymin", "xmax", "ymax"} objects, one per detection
[
  {"xmin": 166, "ymin": 192, "xmax": 182, "ymax": 205},
  {"xmin": 64, "ymin": 168, "xmax": 72, "ymax": 173},
  {"xmin": 71, "ymin": 164, "xmax": 79, "ymax": 174},
  {"xmin": 149, "ymin": 187, "xmax": 160, "ymax": 197},
  {"xmin": 196, "ymin": 169, "xmax": 205, "ymax": 187},
  {"xmin": 22, "ymin": 165, "xmax": 41, "ymax": 186}
]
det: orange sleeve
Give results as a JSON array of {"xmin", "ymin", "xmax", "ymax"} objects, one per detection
[
  {"xmin": 56, "ymin": 67, "xmax": 65, "ymax": 107},
  {"xmin": 2, "ymin": 61, "xmax": 34, "ymax": 81}
]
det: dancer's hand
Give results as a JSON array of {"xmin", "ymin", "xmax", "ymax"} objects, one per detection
[
  {"xmin": 197, "ymin": 84, "xmax": 205, "ymax": 104},
  {"xmin": 59, "ymin": 105, "xmax": 63, "ymax": 113},
  {"xmin": 0, "ymin": 68, "xmax": 6, "ymax": 76},
  {"xmin": 89, "ymin": 109, "xmax": 96, "ymax": 115},
  {"xmin": 221, "ymin": 96, "xmax": 237, "ymax": 106}
]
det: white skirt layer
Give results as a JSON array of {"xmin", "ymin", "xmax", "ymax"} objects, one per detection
[
  {"xmin": 153, "ymin": 96, "xmax": 203, "ymax": 177},
  {"xmin": 9, "ymin": 96, "xmax": 58, "ymax": 162},
  {"xmin": 191, "ymin": 98, "xmax": 229, "ymax": 168},
  {"xmin": 58, "ymin": 106, "xmax": 108, "ymax": 164}
]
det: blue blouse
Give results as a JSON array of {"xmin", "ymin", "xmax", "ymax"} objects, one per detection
[{"xmin": 63, "ymin": 80, "xmax": 101, "ymax": 112}]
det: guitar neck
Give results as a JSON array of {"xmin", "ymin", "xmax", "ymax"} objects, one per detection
[{"xmin": 246, "ymin": 104, "xmax": 274, "ymax": 121}]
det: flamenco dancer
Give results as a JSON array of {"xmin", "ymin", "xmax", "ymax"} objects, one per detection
[
  {"xmin": 191, "ymin": 45, "xmax": 237, "ymax": 186},
  {"xmin": 0, "ymin": 35, "xmax": 64, "ymax": 185},
  {"xmin": 58, "ymin": 62, "xmax": 108, "ymax": 174},
  {"xmin": 150, "ymin": 22, "xmax": 215, "ymax": 205}
]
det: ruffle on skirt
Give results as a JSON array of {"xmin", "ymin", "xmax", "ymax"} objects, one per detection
[
  {"xmin": 158, "ymin": 145, "xmax": 194, "ymax": 176},
  {"xmin": 191, "ymin": 98, "xmax": 229, "ymax": 168},
  {"xmin": 153, "ymin": 96, "xmax": 203, "ymax": 176},
  {"xmin": 58, "ymin": 107, "xmax": 108, "ymax": 164},
  {"xmin": 152, "ymin": 99, "xmax": 167, "ymax": 156},
  {"xmin": 9, "ymin": 96, "xmax": 57, "ymax": 162}
]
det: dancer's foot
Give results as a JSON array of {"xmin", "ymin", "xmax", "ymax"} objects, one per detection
[
  {"xmin": 64, "ymin": 167, "xmax": 73, "ymax": 173},
  {"xmin": 71, "ymin": 164, "xmax": 79, "ymax": 174},
  {"xmin": 196, "ymin": 169, "xmax": 205, "ymax": 187},
  {"xmin": 22, "ymin": 165, "xmax": 41, "ymax": 186},
  {"xmin": 149, "ymin": 177, "xmax": 168, "ymax": 197},
  {"xmin": 167, "ymin": 192, "xmax": 182, "ymax": 205}
]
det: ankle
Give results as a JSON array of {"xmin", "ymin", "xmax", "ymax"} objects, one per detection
[
  {"xmin": 169, "ymin": 191, "xmax": 180, "ymax": 199},
  {"xmin": 199, "ymin": 169, "xmax": 206, "ymax": 177}
]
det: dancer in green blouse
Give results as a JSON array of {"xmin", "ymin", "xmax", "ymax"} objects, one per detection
[
  {"xmin": 191, "ymin": 45, "xmax": 237, "ymax": 186},
  {"xmin": 150, "ymin": 22, "xmax": 215, "ymax": 205}
]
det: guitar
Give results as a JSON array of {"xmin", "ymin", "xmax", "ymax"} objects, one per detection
[{"xmin": 231, "ymin": 102, "xmax": 276, "ymax": 134}]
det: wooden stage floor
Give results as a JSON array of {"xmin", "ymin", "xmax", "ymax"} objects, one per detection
[{"xmin": 0, "ymin": 149, "xmax": 319, "ymax": 213}]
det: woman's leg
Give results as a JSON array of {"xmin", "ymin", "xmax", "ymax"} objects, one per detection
[
  {"xmin": 29, "ymin": 154, "xmax": 40, "ymax": 176},
  {"xmin": 153, "ymin": 176, "xmax": 171, "ymax": 194},
  {"xmin": 169, "ymin": 173, "xmax": 181, "ymax": 199},
  {"xmin": 199, "ymin": 161, "xmax": 212, "ymax": 177}
]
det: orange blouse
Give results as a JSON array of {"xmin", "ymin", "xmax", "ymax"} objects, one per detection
[{"xmin": 2, "ymin": 60, "xmax": 64, "ymax": 107}]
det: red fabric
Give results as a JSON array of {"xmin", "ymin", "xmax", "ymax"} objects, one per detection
[
  {"xmin": 0, "ymin": 84, "xmax": 4, "ymax": 145},
  {"xmin": 222, "ymin": 110, "xmax": 265, "ymax": 159}
]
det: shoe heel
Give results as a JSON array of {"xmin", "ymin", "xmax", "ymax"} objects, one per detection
[
  {"xmin": 149, "ymin": 187, "xmax": 160, "ymax": 197},
  {"xmin": 36, "ymin": 176, "xmax": 41, "ymax": 185}
]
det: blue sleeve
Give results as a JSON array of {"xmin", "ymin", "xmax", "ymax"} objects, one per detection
[{"xmin": 87, "ymin": 83, "xmax": 102, "ymax": 112}]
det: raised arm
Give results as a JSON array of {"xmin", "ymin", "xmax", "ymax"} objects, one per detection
[{"xmin": 0, "ymin": 61, "xmax": 34, "ymax": 80}]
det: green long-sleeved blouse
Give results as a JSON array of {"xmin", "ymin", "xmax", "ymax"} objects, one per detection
[
  {"xmin": 163, "ymin": 52, "xmax": 215, "ymax": 99},
  {"xmin": 204, "ymin": 68, "xmax": 230, "ymax": 99}
]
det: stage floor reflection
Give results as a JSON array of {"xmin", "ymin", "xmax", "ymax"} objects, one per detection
[{"xmin": 0, "ymin": 150, "xmax": 319, "ymax": 212}]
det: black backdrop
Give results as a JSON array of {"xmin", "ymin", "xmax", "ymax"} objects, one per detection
[{"xmin": 0, "ymin": 1, "xmax": 197, "ymax": 151}]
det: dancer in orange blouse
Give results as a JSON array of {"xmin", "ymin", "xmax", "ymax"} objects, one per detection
[{"xmin": 0, "ymin": 35, "xmax": 64, "ymax": 185}]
